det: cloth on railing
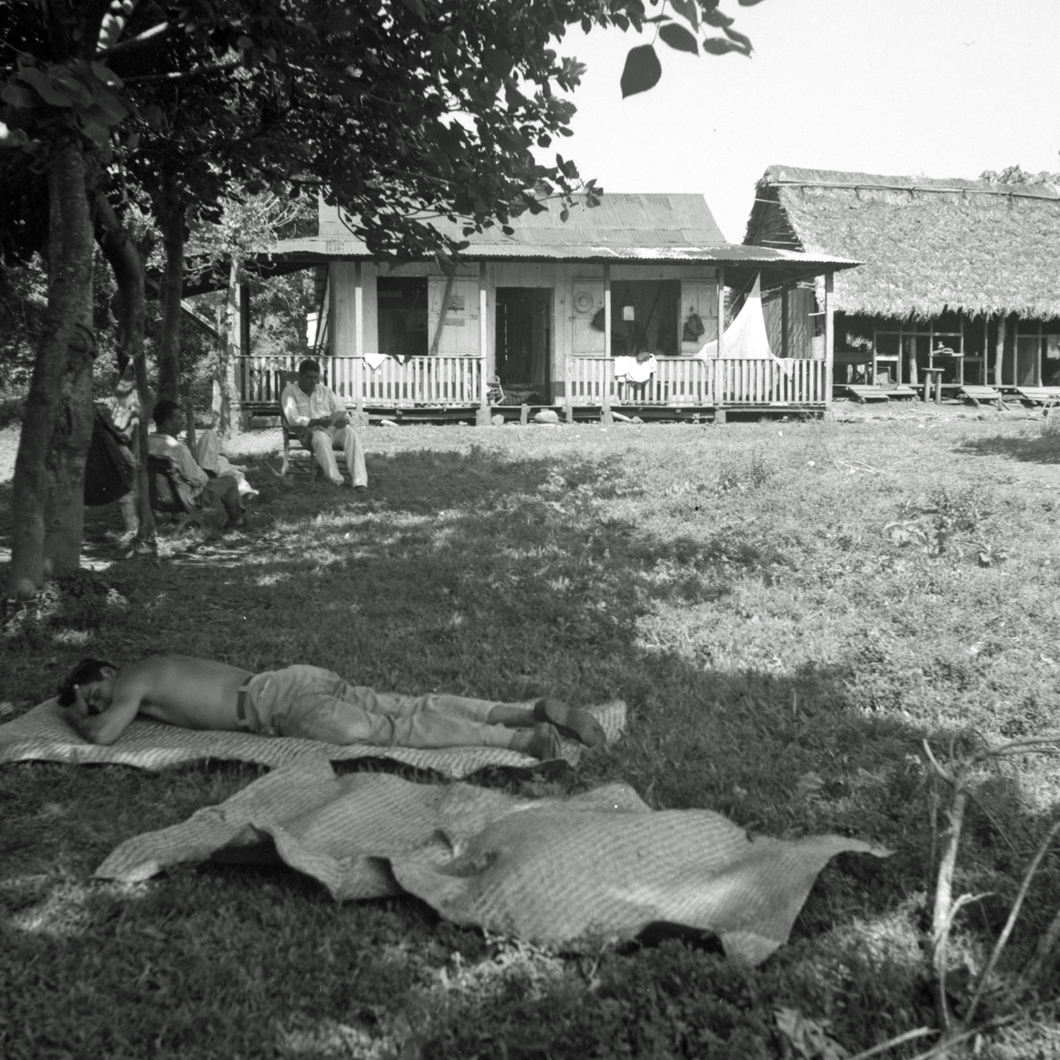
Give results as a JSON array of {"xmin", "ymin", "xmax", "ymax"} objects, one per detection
[
  {"xmin": 95, "ymin": 757, "xmax": 891, "ymax": 964},
  {"xmin": 613, "ymin": 354, "xmax": 657, "ymax": 383},
  {"xmin": 0, "ymin": 698, "xmax": 627, "ymax": 779},
  {"xmin": 363, "ymin": 353, "xmax": 388, "ymax": 371}
]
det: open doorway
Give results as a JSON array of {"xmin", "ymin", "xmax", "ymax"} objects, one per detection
[
  {"xmin": 377, "ymin": 277, "xmax": 428, "ymax": 361},
  {"xmin": 494, "ymin": 288, "xmax": 552, "ymax": 403}
]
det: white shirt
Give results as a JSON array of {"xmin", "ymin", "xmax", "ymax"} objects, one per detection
[{"xmin": 281, "ymin": 381, "xmax": 344, "ymax": 428}]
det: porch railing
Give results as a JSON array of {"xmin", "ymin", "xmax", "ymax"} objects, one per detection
[
  {"xmin": 569, "ymin": 356, "xmax": 829, "ymax": 406},
  {"xmin": 238, "ymin": 355, "xmax": 483, "ymax": 407},
  {"xmin": 238, "ymin": 355, "xmax": 828, "ymax": 408}
]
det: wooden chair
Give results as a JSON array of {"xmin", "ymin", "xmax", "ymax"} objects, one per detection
[
  {"xmin": 279, "ymin": 408, "xmax": 353, "ymax": 479},
  {"xmin": 146, "ymin": 454, "xmax": 201, "ymax": 531}
]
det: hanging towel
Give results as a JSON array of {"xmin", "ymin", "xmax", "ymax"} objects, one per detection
[
  {"xmin": 363, "ymin": 352, "xmax": 388, "ymax": 371},
  {"xmin": 614, "ymin": 355, "xmax": 657, "ymax": 383}
]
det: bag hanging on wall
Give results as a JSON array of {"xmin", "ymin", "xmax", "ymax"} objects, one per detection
[{"xmin": 682, "ymin": 312, "xmax": 705, "ymax": 343}]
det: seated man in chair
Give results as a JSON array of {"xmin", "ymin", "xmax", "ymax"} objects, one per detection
[
  {"xmin": 281, "ymin": 358, "xmax": 368, "ymax": 490},
  {"xmin": 148, "ymin": 399, "xmax": 246, "ymax": 530}
]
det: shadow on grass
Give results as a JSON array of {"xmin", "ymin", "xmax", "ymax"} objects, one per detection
[
  {"xmin": 2, "ymin": 439, "xmax": 1058, "ymax": 1059},
  {"xmin": 953, "ymin": 428, "xmax": 1060, "ymax": 465}
]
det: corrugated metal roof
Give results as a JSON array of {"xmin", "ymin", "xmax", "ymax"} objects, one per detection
[{"xmin": 260, "ymin": 194, "xmax": 858, "ymax": 271}]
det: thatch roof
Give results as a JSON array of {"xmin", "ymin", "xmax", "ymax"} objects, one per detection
[{"xmin": 745, "ymin": 165, "xmax": 1060, "ymax": 320}]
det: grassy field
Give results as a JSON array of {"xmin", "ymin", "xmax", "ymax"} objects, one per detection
[{"xmin": 2, "ymin": 403, "xmax": 1059, "ymax": 1059}]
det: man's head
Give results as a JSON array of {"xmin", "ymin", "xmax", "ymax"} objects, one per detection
[
  {"xmin": 297, "ymin": 359, "xmax": 321, "ymax": 397},
  {"xmin": 57, "ymin": 657, "xmax": 118, "ymax": 712},
  {"xmin": 152, "ymin": 399, "xmax": 185, "ymax": 435}
]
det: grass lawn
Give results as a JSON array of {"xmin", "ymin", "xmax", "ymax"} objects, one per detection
[{"xmin": 2, "ymin": 402, "xmax": 1059, "ymax": 1059}]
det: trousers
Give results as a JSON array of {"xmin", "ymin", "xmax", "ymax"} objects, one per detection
[
  {"xmin": 240, "ymin": 665, "xmax": 516, "ymax": 749},
  {"xmin": 310, "ymin": 426, "xmax": 367, "ymax": 487},
  {"xmin": 194, "ymin": 430, "xmax": 258, "ymax": 498}
]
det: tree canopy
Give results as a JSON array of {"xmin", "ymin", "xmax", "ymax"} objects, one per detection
[{"xmin": 0, "ymin": 0, "xmax": 765, "ymax": 596}]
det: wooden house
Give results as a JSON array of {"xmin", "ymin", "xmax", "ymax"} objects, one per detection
[
  {"xmin": 745, "ymin": 166, "xmax": 1060, "ymax": 403},
  {"xmin": 241, "ymin": 194, "xmax": 857, "ymax": 423}
]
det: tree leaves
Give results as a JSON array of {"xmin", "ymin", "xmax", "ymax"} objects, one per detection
[
  {"xmin": 669, "ymin": 0, "xmax": 699, "ymax": 30},
  {"xmin": 620, "ymin": 44, "xmax": 662, "ymax": 98},
  {"xmin": 702, "ymin": 37, "xmax": 750, "ymax": 56},
  {"xmin": 659, "ymin": 23, "xmax": 699, "ymax": 55}
]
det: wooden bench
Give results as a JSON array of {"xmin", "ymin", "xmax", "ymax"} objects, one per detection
[
  {"xmin": 836, "ymin": 383, "xmax": 915, "ymax": 403},
  {"xmin": 838, "ymin": 384, "xmax": 890, "ymax": 403},
  {"xmin": 1014, "ymin": 386, "xmax": 1060, "ymax": 408},
  {"xmin": 958, "ymin": 385, "xmax": 1010, "ymax": 410}
]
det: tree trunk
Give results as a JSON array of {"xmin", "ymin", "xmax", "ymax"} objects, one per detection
[
  {"xmin": 156, "ymin": 167, "xmax": 185, "ymax": 403},
  {"xmin": 7, "ymin": 140, "xmax": 95, "ymax": 599},
  {"xmin": 95, "ymin": 192, "xmax": 155, "ymax": 541},
  {"xmin": 214, "ymin": 258, "xmax": 243, "ymax": 439}
]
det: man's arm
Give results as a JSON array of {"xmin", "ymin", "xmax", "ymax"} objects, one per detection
[
  {"xmin": 171, "ymin": 443, "xmax": 208, "ymax": 489},
  {"xmin": 281, "ymin": 385, "xmax": 310, "ymax": 428},
  {"xmin": 61, "ymin": 680, "xmax": 145, "ymax": 745},
  {"xmin": 323, "ymin": 387, "xmax": 349, "ymax": 427}
]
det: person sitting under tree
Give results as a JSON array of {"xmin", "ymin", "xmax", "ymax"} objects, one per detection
[
  {"xmin": 148, "ymin": 400, "xmax": 247, "ymax": 531},
  {"xmin": 281, "ymin": 359, "xmax": 368, "ymax": 490},
  {"xmin": 56, "ymin": 656, "xmax": 610, "ymax": 761}
]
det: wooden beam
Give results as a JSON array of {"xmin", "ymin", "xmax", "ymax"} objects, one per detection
[
  {"xmin": 781, "ymin": 281, "xmax": 789, "ymax": 359},
  {"xmin": 715, "ymin": 267, "xmax": 725, "ymax": 413},
  {"xmin": 602, "ymin": 263, "xmax": 613, "ymax": 424},
  {"xmin": 824, "ymin": 270, "xmax": 834, "ymax": 410},
  {"xmin": 995, "ymin": 313, "xmax": 1006, "ymax": 388},
  {"xmin": 478, "ymin": 261, "xmax": 489, "ymax": 425},
  {"xmin": 354, "ymin": 261, "xmax": 364, "ymax": 412}
]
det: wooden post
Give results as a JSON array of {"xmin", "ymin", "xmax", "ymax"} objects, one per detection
[
  {"xmin": 995, "ymin": 313, "xmax": 1006, "ymax": 388},
  {"xmin": 564, "ymin": 290, "xmax": 573, "ymax": 423},
  {"xmin": 958, "ymin": 315, "xmax": 965, "ymax": 386},
  {"xmin": 354, "ymin": 261, "xmax": 364, "ymax": 413},
  {"xmin": 236, "ymin": 281, "xmax": 250, "ymax": 428},
  {"xmin": 1037, "ymin": 323, "xmax": 1043, "ymax": 387},
  {"xmin": 823, "ymin": 270, "xmax": 834, "ymax": 410},
  {"xmin": 477, "ymin": 261, "xmax": 490, "ymax": 425},
  {"xmin": 602, "ymin": 264, "xmax": 613, "ymax": 425},
  {"xmin": 781, "ymin": 281, "xmax": 789, "ymax": 359},
  {"xmin": 714, "ymin": 266, "xmax": 725, "ymax": 421}
]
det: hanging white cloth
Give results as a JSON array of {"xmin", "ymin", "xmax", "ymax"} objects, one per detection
[
  {"xmin": 693, "ymin": 275, "xmax": 792, "ymax": 376},
  {"xmin": 613, "ymin": 354, "xmax": 657, "ymax": 383},
  {"xmin": 363, "ymin": 352, "xmax": 388, "ymax": 371}
]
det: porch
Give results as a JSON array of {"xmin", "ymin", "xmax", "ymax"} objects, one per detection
[{"xmin": 238, "ymin": 353, "xmax": 831, "ymax": 423}]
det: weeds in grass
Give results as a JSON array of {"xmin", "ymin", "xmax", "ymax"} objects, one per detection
[
  {"xmin": 2, "ymin": 418, "xmax": 1060, "ymax": 1058},
  {"xmin": 714, "ymin": 446, "xmax": 777, "ymax": 495}
]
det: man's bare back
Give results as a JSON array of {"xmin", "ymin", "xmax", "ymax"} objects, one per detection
[
  {"xmin": 57, "ymin": 655, "xmax": 610, "ymax": 758},
  {"xmin": 58, "ymin": 655, "xmax": 252, "ymax": 745}
]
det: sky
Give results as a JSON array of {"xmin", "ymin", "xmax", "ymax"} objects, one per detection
[{"xmin": 545, "ymin": 0, "xmax": 1060, "ymax": 242}]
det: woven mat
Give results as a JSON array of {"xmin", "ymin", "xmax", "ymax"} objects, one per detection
[
  {"xmin": 96, "ymin": 757, "xmax": 891, "ymax": 964},
  {"xmin": 0, "ymin": 699, "xmax": 627, "ymax": 780}
]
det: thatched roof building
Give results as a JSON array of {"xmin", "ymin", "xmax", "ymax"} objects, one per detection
[{"xmin": 745, "ymin": 165, "xmax": 1060, "ymax": 321}]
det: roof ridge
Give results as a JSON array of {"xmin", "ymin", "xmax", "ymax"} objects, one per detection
[{"xmin": 760, "ymin": 165, "xmax": 1060, "ymax": 200}]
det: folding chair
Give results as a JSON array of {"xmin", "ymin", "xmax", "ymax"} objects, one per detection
[
  {"xmin": 146, "ymin": 454, "xmax": 202, "ymax": 531},
  {"xmin": 279, "ymin": 409, "xmax": 350, "ymax": 479}
]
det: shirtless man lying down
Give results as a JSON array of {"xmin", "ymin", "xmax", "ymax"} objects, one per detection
[{"xmin": 56, "ymin": 655, "xmax": 609, "ymax": 761}]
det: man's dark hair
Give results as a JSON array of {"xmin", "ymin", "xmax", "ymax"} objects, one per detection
[
  {"xmin": 57, "ymin": 657, "xmax": 116, "ymax": 707},
  {"xmin": 298, "ymin": 359, "xmax": 320, "ymax": 375},
  {"xmin": 152, "ymin": 399, "xmax": 182, "ymax": 429}
]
